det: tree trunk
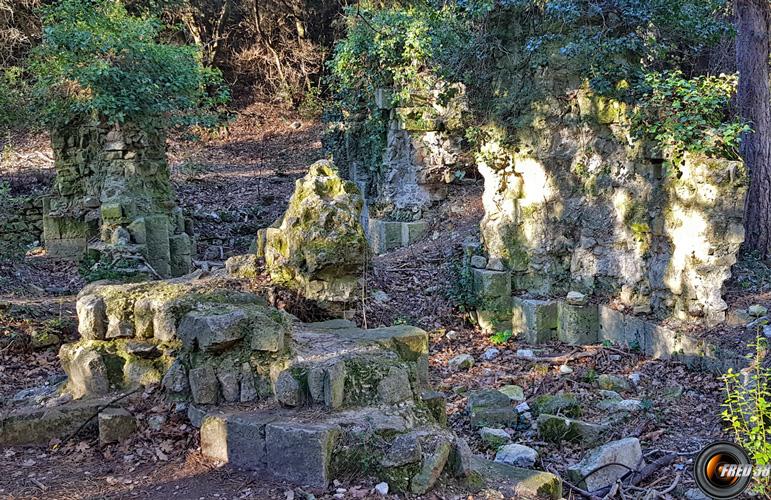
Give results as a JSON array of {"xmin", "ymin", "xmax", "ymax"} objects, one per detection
[{"xmin": 738, "ymin": 0, "xmax": 771, "ymax": 258}]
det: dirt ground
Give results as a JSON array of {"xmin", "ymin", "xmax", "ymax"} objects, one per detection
[{"xmin": 0, "ymin": 100, "xmax": 757, "ymax": 499}]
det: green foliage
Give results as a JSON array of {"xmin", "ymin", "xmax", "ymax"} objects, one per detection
[
  {"xmin": 0, "ymin": 67, "xmax": 33, "ymax": 132},
  {"xmin": 489, "ymin": 329, "xmax": 513, "ymax": 345},
  {"xmin": 633, "ymin": 71, "xmax": 749, "ymax": 159},
  {"xmin": 723, "ymin": 336, "xmax": 771, "ymax": 494},
  {"xmin": 328, "ymin": 2, "xmax": 469, "ymax": 174},
  {"xmin": 446, "ymin": 257, "xmax": 479, "ymax": 313},
  {"xmin": 28, "ymin": 0, "xmax": 229, "ymax": 129}
]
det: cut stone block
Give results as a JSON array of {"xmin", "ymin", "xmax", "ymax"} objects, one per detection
[
  {"xmin": 470, "ymin": 456, "xmax": 562, "ymax": 499},
  {"xmin": 567, "ymin": 438, "xmax": 643, "ymax": 492},
  {"xmin": 512, "ymin": 297, "xmax": 558, "ymax": 344},
  {"xmin": 557, "ymin": 302, "xmax": 599, "ymax": 345},
  {"xmin": 0, "ymin": 397, "xmax": 121, "ymax": 445},
  {"xmin": 178, "ymin": 308, "xmax": 248, "ymax": 352},
  {"xmin": 421, "ymin": 390, "xmax": 447, "ymax": 426},
  {"xmin": 473, "ymin": 268, "xmax": 512, "ymax": 334},
  {"xmin": 201, "ymin": 412, "xmax": 276, "ymax": 469},
  {"xmin": 369, "ymin": 219, "xmax": 403, "ymax": 254},
  {"xmin": 598, "ymin": 305, "xmax": 625, "ymax": 346},
  {"xmin": 144, "ymin": 214, "xmax": 172, "ymax": 278},
  {"xmin": 402, "ymin": 220, "xmax": 427, "ymax": 245},
  {"xmin": 467, "ymin": 389, "xmax": 517, "ymax": 428},
  {"xmin": 189, "ymin": 366, "xmax": 219, "ymax": 405},
  {"xmin": 537, "ymin": 414, "xmax": 608, "ymax": 445},
  {"xmin": 378, "ymin": 366, "xmax": 413, "ymax": 404},
  {"xmin": 169, "ymin": 233, "xmax": 192, "ymax": 277},
  {"xmin": 98, "ymin": 408, "xmax": 136, "ymax": 445},
  {"xmin": 265, "ymin": 421, "xmax": 340, "ymax": 488},
  {"xmin": 323, "ymin": 362, "xmax": 346, "ymax": 409}
]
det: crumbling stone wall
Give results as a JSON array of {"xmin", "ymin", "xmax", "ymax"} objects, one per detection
[
  {"xmin": 477, "ymin": 86, "xmax": 747, "ymax": 325},
  {"xmin": 0, "ymin": 195, "xmax": 43, "ymax": 257},
  {"xmin": 44, "ymin": 121, "xmax": 193, "ymax": 277},
  {"xmin": 325, "ymin": 84, "xmax": 467, "ymax": 253}
]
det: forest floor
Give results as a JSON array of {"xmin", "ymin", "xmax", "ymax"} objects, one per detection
[{"xmin": 0, "ymin": 100, "xmax": 765, "ymax": 499}]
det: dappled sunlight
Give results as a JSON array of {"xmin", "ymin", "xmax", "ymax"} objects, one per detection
[{"xmin": 664, "ymin": 204, "xmax": 709, "ymax": 293}]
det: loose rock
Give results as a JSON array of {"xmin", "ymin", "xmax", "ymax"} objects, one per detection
[{"xmin": 494, "ymin": 444, "xmax": 538, "ymax": 468}]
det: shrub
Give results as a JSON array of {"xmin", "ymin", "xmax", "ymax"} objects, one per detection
[
  {"xmin": 28, "ymin": 0, "xmax": 229, "ymax": 129},
  {"xmin": 722, "ymin": 335, "xmax": 771, "ymax": 494}
]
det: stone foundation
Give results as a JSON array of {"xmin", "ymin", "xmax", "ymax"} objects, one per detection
[{"xmin": 43, "ymin": 121, "xmax": 193, "ymax": 277}]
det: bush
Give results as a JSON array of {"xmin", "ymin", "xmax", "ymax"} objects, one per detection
[
  {"xmin": 28, "ymin": 0, "xmax": 229, "ymax": 129},
  {"xmin": 634, "ymin": 71, "xmax": 749, "ymax": 159}
]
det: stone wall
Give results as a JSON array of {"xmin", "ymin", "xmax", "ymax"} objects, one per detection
[
  {"xmin": 477, "ymin": 87, "xmax": 747, "ymax": 325},
  {"xmin": 43, "ymin": 121, "xmax": 193, "ymax": 277},
  {"xmin": 0, "ymin": 195, "xmax": 43, "ymax": 257},
  {"xmin": 325, "ymin": 83, "xmax": 467, "ymax": 253}
]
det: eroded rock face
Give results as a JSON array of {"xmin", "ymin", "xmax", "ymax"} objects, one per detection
[{"xmin": 259, "ymin": 160, "xmax": 370, "ymax": 308}]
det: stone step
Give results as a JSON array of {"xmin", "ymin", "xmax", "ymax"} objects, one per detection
[{"xmin": 198, "ymin": 403, "xmax": 451, "ymax": 491}]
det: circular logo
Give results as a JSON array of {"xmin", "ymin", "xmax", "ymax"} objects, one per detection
[{"xmin": 694, "ymin": 441, "xmax": 752, "ymax": 499}]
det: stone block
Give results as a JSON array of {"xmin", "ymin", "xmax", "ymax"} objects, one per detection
[
  {"xmin": 143, "ymin": 214, "xmax": 172, "ymax": 277},
  {"xmin": 178, "ymin": 308, "xmax": 248, "ymax": 352},
  {"xmin": 59, "ymin": 345, "xmax": 110, "ymax": 398},
  {"xmin": 100, "ymin": 203, "xmax": 124, "ymax": 222},
  {"xmin": 46, "ymin": 237, "xmax": 87, "ymax": 259},
  {"xmin": 402, "ymin": 220, "xmax": 427, "ymax": 245},
  {"xmin": 189, "ymin": 366, "xmax": 219, "ymax": 405},
  {"xmin": 512, "ymin": 297, "xmax": 557, "ymax": 344},
  {"xmin": 623, "ymin": 315, "xmax": 650, "ymax": 353},
  {"xmin": 558, "ymin": 302, "xmax": 599, "ymax": 345},
  {"xmin": 225, "ymin": 254, "xmax": 259, "ymax": 279},
  {"xmin": 410, "ymin": 438, "xmax": 451, "ymax": 494},
  {"xmin": 598, "ymin": 305, "xmax": 625, "ymax": 346},
  {"xmin": 98, "ymin": 408, "xmax": 136, "ymax": 445},
  {"xmin": 161, "ymin": 360, "xmax": 190, "ymax": 399},
  {"xmin": 265, "ymin": 421, "xmax": 340, "ymax": 488},
  {"xmin": 537, "ymin": 414, "xmax": 608, "ymax": 445},
  {"xmin": 473, "ymin": 268, "xmax": 512, "ymax": 333},
  {"xmin": 532, "ymin": 393, "xmax": 581, "ymax": 417},
  {"xmin": 152, "ymin": 301, "xmax": 178, "ymax": 342},
  {"xmin": 369, "ymin": 218, "xmax": 403, "ymax": 254},
  {"xmin": 274, "ymin": 370, "xmax": 302, "ymax": 406},
  {"xmin": 249, "ymin": 311, "xmax": 285, "ymax": 353},
  {"xmin": 469, "ymin": 456, "xmax": 562, "ymax": 499},
  {"xmin": 377, "ymin": 366, "xmax": 413, "ymax": 404},
  {"xmin": 201, "ymin": 412, "xmax": 274, "ymax": 469},
  {"xmin": 421, "ymin": 390, "xmax": 447, "ymax": 426},
  {"xmin": 323, "ymin": 362, "xmax": 346, "ymax": 409},
  {"xmin": 494, "ymin": 444, "xmax": 538, "ymax": 468},
  {"xmin": 169, "ymin": 233, "xmax": 192, "ymax": 277},
  {"xmin": 467, "ymin": 389, "xmax": 517, "ymax": 428},
  {"xmin": 567, "ymin": 438, "xmax": 642, "ymax": 492},
  {"xmin": 76, "ymin": 294, "xmax": 107, "ymax": 340},
  {"xmin": 127, "ymin": 217, "xmax": 147, "ymax": 244}
]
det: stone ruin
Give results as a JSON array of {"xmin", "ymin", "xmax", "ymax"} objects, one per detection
[
  {"xmin": 42, "ymin": 121, "xmax": 193, "ymax": 278},
  {"xmin": 326, "ymin": 83, "xmax": 467, "ymax": 254}
]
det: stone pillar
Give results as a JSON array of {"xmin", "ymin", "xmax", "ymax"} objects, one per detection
[{"xmin": 44, "ymin": 121, "xmax": 193, "ymax": 277}]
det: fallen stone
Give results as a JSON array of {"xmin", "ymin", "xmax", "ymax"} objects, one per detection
[
  {"xmin": 480, "ymin": 427, "xmax": 511, "ymax": 447},
  {"xmin": 468, "ymin": 389, "xmax": 517, "ymax": 428},
  {"xmin": 450, "ymin": 437, "xmax": 474, "ymax": 478},
  {"xmin": 30, "ymin": 330, "xmax": 60, "ymax": 350},
  {"xmin": 498, "ymin": 385, "xmax": 525, "ymax": 402},
  {"xmin": 482, "ymin": 347, "xmax": 500, "ymax": 361},
  {"xmin": 537, "ymin": 414, "xmax": 609, "ymax": 444},
  {"xmin": 449, "ymin": 353, "xmax": 474, "ymax": 371},
  {"xmin": 374, "ymin": 482, "xmax": 389, "ymax": 496},
  {"xmin": 598, "ymin": 374, "xmax": 631, "ymax": 392},
  {"xmin": 532, "ymin": 393, "xmax": 580, "ymax": 417},
  {"xmin": 470, "ymin": 456, "xmax": 562, "ymax": 499},
  {"xmin": 225, "ymin": 254, "xmax": 259, "ymax": 279},
  {"xmin": 76, "ymin": 294, "xmax": 107, "ymax": 340},
  {"xmin": 559, "ymin": 364, "xmax": 573, "ymax": 374},
  {"xmin": 178, "ymin": 307, "xmax": 248, "ymax": 352},
  {"xmin": 516, "ymin": 349, "xmax": 535, "ymax": 359},
  {"xmin": 567, "ymin": 437, "xmax": 643, "ymax": 491},
  {"xmin": 98, "ymin": 408, "xmax": 137, "ymax": 445},
  {"xmin": 494, "ymin": 444, "xmax": 538, "ymax": 468},
  {"xmin": 566, "ymin": 291, "xmax": 587, "ymax": 305},
  {"xmin": 59, "ymin": 345, "xmax": 110, "ymax": 399}
]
